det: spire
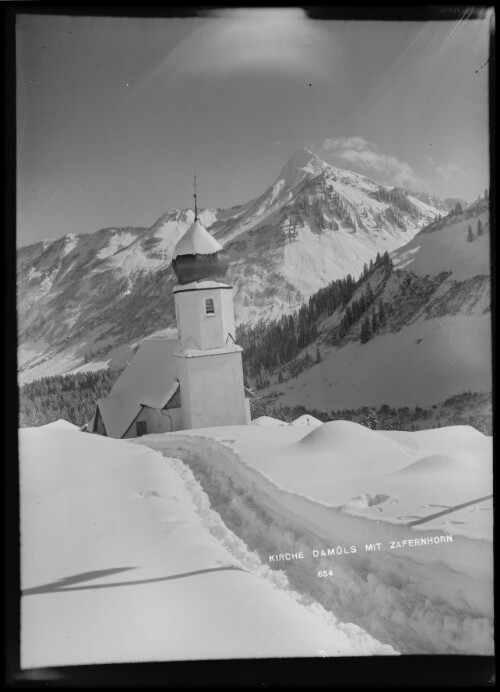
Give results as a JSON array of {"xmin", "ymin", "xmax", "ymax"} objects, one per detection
[{"xmin": 193, "ymin": 174, "xmax": 198, "ymax": 221}]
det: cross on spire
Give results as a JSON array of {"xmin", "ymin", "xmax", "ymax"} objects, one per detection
[{"xmin": 193, "ymin": 174, "xmax": 198, "ymax": 220}]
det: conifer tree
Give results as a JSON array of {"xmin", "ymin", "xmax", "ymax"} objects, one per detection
[
  {"xmin": 345, "ymin": 304, "xmax": 353, "ymax": 328},
  {"xmin": 365, "ymin": 283, "xmax": 374, "ymax": 305},
  {"xmin": 360, "ymin": 317, "xmax": 371, "ymax": 344},
  {"xmin": 371, "ymin": 311, "xmax": 379, "ymax": 333},
  {"xmin": 263, "ymin": 366, "xmax": 270, "ymax": 386},
  {"xmin": 386, "ymin": 413, "xmax": 403, "ymax": 431},
  {"xmin": 378, "ymin": 299, "xmax": 387, "ymax": 327},
  {"xmin": 473, "ymin": 412, "xmax": 488, "ymax": 434},
  {"xmin": 477, "ymin": 219, "xmax": 483, "ymax": 236},
  {"xmin": 361, "ymin": 407, "xmax": 380, "ymax": 430}
]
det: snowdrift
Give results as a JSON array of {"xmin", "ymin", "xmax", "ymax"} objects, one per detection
[
  {"xmin": 398, "ymin": 452, "xmax": 463, "ymax": 474},
  {"xmin": 141, "ymin": 422, "xmax": 493, "ymax": 655},
  {"xmin": 294, "ymin": 420, "xmax": 415, "ymax": 474},
  {"xmin": 290, "ymin": 414, "xmax": 323, "ymax": 427},
  {"xmin": 42, "ymin": 419, "xmax": 81, "ymax": 430},
  {"xmin": 20, "ymin": 425, "xmax": 394, "ymax": 668},
  {"xmin": 251, "ymin": 415, "xmax": 288, "ymax": 426}
]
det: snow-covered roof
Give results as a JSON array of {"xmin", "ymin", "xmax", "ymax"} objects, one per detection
[
  {"xmin": 175, "ymin": 342, "xmax": 243, "ymax": 358},
  {"xmin": 172, "ymin": 279, "xmax": 231, "ymax": 293},
  {"xmin": 172, "ymin": 219, "xmax": 223, "ymax": 259},
  {"xmin": 97, "ymin": 394, "xmax": 142, "ymax": 440},
  {"xmin": 98, "ymin": 338, "xmax": 179, "ymax": 438}
]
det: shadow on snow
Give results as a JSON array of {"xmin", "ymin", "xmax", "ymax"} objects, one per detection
[{"xmin": 23, "ymin": 565, "xmax": 246, "ymax": 596}]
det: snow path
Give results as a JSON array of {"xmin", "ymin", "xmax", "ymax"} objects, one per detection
[
  {"xmin": 161, "ymin": 453, "xmax": 396, "ymax": 655},
  {"xmin": 138, "ymin": 429, "xmax": 493, "ymax": 655}
]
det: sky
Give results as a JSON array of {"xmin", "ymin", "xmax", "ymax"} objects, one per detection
[{"xmin": 16, "ymin": 8, "xmax": 492, "ymax": 247}]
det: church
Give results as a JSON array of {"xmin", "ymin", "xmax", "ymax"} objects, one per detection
[{"xmin": 92, "ymin": 201, "xmax": 250, "ymax": 438}]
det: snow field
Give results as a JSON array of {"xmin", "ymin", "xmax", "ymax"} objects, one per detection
[
  {"xmin": 20, "ymin": 426, "xmax": 394, "ymax": 668},
  {"xmin": 392, "ymin": 206, "xmax": 490, "ymax": 280},
  {"xmin": 270, "ymin": 312, "xmax": 492, "ymax": 410},
  {"xmin": 140, "ymin": 422, "xmax": 493, "ymax": 655}
]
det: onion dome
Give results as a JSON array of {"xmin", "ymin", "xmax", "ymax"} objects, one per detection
[{"xmin": 172, "ymin": 219, "xmax": 230, "ymax": 285}]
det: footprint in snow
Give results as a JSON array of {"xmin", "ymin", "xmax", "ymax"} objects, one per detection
[{"xmin": 134, "ymin": 490, "xmax": 165, "ymax": 499}]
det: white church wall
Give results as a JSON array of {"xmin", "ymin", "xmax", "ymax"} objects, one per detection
[
  {"xmin": 220, "ymin": 289, "xmax": 237, "ymax": 342},
  {"xmin": 176, "ymin": 351, "xmax": 247, "ymax": 429},
  {"xmin": 175, "ymin": 287, "xmax": 235, "ymax": 351},
  {"xmin": 122, "ymin": 406, "xmax": 183, "ymax": 439},
  {"xmin": 245, "ymin": 398, "xmax": 251, "ymax": 424},
  {"xmin": 156, "ymin": 406, "xmax": 183, "ymax": 433},
  {"xmin": 175, "ymin": 291, "xmax": 202, "ymax": 349}
]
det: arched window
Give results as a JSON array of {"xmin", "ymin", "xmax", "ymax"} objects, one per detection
[{"xmin": 205, "ymin": 298, "xmax": 215, "ymax": 315}]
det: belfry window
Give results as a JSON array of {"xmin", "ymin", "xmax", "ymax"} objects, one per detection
[{"xmin": 205, "ymin": 298, "xmax": 215, "ymax": 315}]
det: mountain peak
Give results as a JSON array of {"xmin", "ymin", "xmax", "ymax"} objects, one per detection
[{"xmin": 277, "ymin": 147, "xmax": 328, "ymax": 182}]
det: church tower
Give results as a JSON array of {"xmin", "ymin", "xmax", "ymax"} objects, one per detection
[{"xmin": 171, "ymin": 182, "xmax": 250, "ymax": 429}]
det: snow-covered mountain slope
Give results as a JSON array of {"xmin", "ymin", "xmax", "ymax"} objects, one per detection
[
  {"xmin": 391, "ymin": 197, "xmax": 491, "ymax": 280},
  {"xmin": 20, "ymin": 424, "xmax": 394, "ymax": 667},
  {"xmin": 17, "ymin": 148, "xmax": 447, "ymax": 383},
  {"xmin": 257, "ymin": 198, "xmax": 491, "ymax": 411},
  {"xmin": 140, "ymin": 422, "xmax": 493, "ymax": 654}
]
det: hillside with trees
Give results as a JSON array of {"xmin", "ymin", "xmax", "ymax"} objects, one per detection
[
  {"xmin": 251, "ymin": 391, "xmax": 491, "ymax": 435},
  {"xmin": 19, "ymin": 368, "xmax": 124, "ymax": 428},
  {"xmin": 237, "ymin": 251, "xmax": 393, "ymax": 387},
  {"xmin": 244, "ymin": 196, "xmax": 491, "ymax": 430}
]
